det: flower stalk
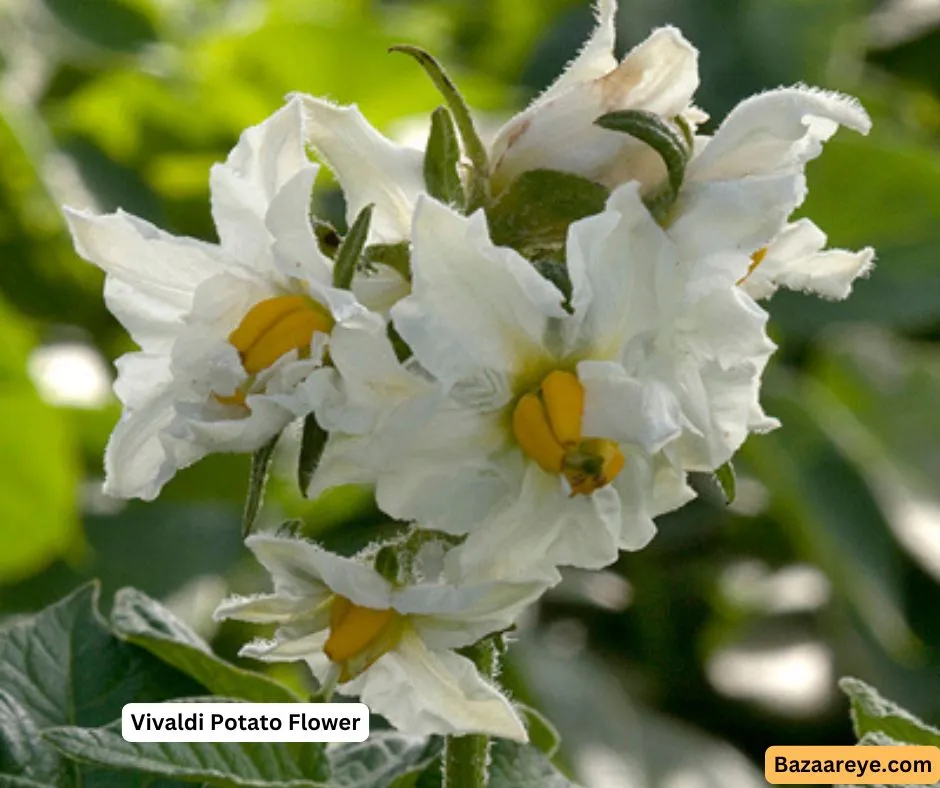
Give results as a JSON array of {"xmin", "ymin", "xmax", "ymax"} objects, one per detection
[{"xmin": 444, "ymin": 638, "xmax": 499, "ymax": 788}]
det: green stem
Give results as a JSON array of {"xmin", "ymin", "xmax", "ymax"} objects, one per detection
[{"xmin": 444, "ymin": 639, "xmax": 499, "ymax": 788}]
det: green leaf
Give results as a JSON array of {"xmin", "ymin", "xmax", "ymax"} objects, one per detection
[
  {"xmin": 488, "ymin": 740, "xmax": 579, "ymax": 787},
  {"xmin": 0, "ymin": 689, "xmax": 62, "ymax": 786},
  {"xmin": 43, "ymin": 719, "xmax": 330, "ymax": 787},
  {"xmin": 594, "ymin": 110, "xmax": 688, "ymax": 220},
  {"xmin": 389, "ymin": 45, "xmax": 489, "ymax": 210},
  {"xmin": 713, "ymin": 462, "xmax": 736, "ymax": 504},
  {"xmin": 298, "ymin": 412, "xmax": 329, "ymax": 498},
  {"xmin": 424, "ymin": 107, "xmax": 464, "ymax": 209},
  {"xmin": 517, "ymin": 704, "xmax": 561, "ymax": 758},
  {"xmin": 243, "ymin": 434, "xmax": 280, "ymax": 537},
  {"xmin": 0, "ymin": 583, "xmax": 205, "ymax": 731},
  {"xmin": 840, "ymin": 677, "xmax": 940, "ymax": 746},
  {"xmin": 333, "ymin": 204, "xmax": 374, "ymax": 290},
  {"xmin": 329, "ymin": 733, "xmax": 441, "ymax": 787},
  {"xmin": 110, "ymin": 587, "xmax": 304, "ymax": 703},
  {"xmin": 486, "ymin": 169, "xmax": 608, "ymax": 263}
]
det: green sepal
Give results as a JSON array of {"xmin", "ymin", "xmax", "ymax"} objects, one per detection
[
  {"xmin": 389, "ymin": 44, "xmax": 489, "ymax": 210},
  {"xmin": 374, "ymin": 544, "xmax": 402, "ymax": 585},
  {"xmin": 298, "ymin": 411, "xmax": 329, "ymax": 498},
  {"xmin": 243, "ymin": 432, "xmax": 280, "ymax": 536},
  {"xmin": 595, "ymin": 109, "xmax": 690, "ymax": 221},
  {"xmin": 714, "ymin": 461, "xmax": 736, "ymax": 504},
  {"xmin": 333, "ymin": 203, "xmax": 374, "ymax": 290},
  {"xmin": 366, "ymin": 241, "xmax": 412, "ymax": 282},
  {"xmin": 487, "ymin": 168, "xmax": 608, "ymax": 263},
  {"xmin": 840, "ymin": 677, "xmax": 940, "ymax": 746},
  {"xmin": 532, "ymin": 259, "xmax": 573, "ymax": 314},
  {"xmin": 425, "ymin": 106, "xmax": 465, "ymax": 209}
]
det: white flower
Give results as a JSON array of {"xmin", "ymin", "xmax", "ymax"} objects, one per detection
[
  {"xmin": 214, "ymin": 534, "xmax": 545, "ymax": 740},
  {"xmin": 65, "ymin": 99, "xmax": 381, "ymax": 500},
  {"xmin": 668, "ymin": 86, "xmax": 874, "ymax": 300},
  {"xmin": 489, "ymin": 0, "xmax": 703, "ymax": 193},
  {"xmin": 297, "ymin": 0, "xmax": 702, "ymax": 243},
  {"xmin": 310, "ymin": 186, "xmax": 774, "ymax": 580}
]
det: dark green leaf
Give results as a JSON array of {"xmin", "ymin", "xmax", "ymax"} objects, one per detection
[
  {"xmin": 713, "ymin": 462, "xmax": 736, "ymax": 504},
  {"xmin": 329, "ymin": 732, "xmax": 441, "ymax": 787},
  {"xmin": 488, "ymin": 739, "xmax": 579, "ymax": 787},
  {"xmin": 0, "ymin": 689, "xmax": 62, "ymax": 786},
  {"xmin": 43, "ymin": 719, "xmax": 329, "ymax": 787},
  {"xmin": 333, "ymin": 205, "xmax": 374, "ymax": 290},
  {"xmin": 299, "ymin": 413, "xmax": 329, "ymax": 498},
  {"xmin": 389, "ymin": 45, "xmax": 489, "ymax": 210},
  {"xmin": 424, "ymin": 107, "xmax": 464, "ymax": 209},
  {"xmin": 487, "ymin": 169, "xmax": 608, "ymax": 263},
  {"xmin": 0, "ymin": 583, "xmax": 204, "ymax": 731},
  {"xmin": 594, "ymin": 110, "xmax": 688, "ymax": 220},
  {"xmin": 840, "ymin": 677, "xmax": 940, "ymax": 746},
  {"xmin": 39, "ymin": 0, "xmax": 157, "ymax": 52},
  {"xmin": 243, "ymin": 434, "xmax": 280, "ymax": 537},
  {"xmin": 110, "ymin": 588, "xmax": 304, "ymax": 703}
]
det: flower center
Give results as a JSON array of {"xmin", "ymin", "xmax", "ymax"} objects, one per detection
[
  {"xmin": 511, "ymin": 370, "xmax": 625, "ymax": 496},
  {"xmin": 215, "ymin": 295, "xmax": 334, "ymax": 407},
  {"xmin": 323, "ymin": 596, "xmax": 403, "ymax": 682}
]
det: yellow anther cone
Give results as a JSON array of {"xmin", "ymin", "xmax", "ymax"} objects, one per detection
[
  {"xmin": 324, "ymin": 598, "xmax": 399, "ymax": 664},
  {"xmin": 512, "ymin": 393, "xmax": 566, "ymax": 473},
  {"xmin": 541, "ymin": 370, "xmax": 583, "ymax": 447},
  {"xmin": 241, "ymin": 309, "xmax": 331, "ymax": 374},
  {"xmin": 229, "ymin": 296, "xmax": 309, "ymax": 354}
]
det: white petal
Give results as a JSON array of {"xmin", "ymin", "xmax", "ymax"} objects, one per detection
[
  {"xmin": 373, "ymin": 406, "xmax": 511, "ymax": 534},
  {"xmin": 245, "ymin": 535, "xmax": 392, "ymax": 608},
  {"xmin": 392, "ymin": 197, "xmax": 566, "ymax": 384},
  {"xmin": 566, "ymin": 183, "xmax": 672, "ymax": 357},
  {"xmin": 578, "ymin": 360, "xmax": 681, "ymax": 452},
  {"xmin": 607, "ymin": 451, "xmax": 669, "ymax": 550},
  {"xmin": 212, "ymin": 593, "xmax": 324, "ymax": 625},
  {"xmin": 103, "ymin": 382, "xmax": 189, "ymax": 501},
  {"xmin": 210, "ymin": 99, "xmax": 314, "ymax": 268},
  {"xmin": 298, "ymin": 96, "xmax": 424, "ymax": 244},
  {"xmin": 240, "ymin": 631, "xmax": 330, "ymax": 662},
  {"xmin": 742, "ymin": 219, "xmax": 875, "ymax": 300},
  {"xmin": 668, "ymin": 173, "xmax": 807, "ymax": 262},
  {"xmin": 451, "ymin": 465, "xmax": 621, "ymax": 582},
  {"xmin": 351, "ymin": 629, "xmax": 527, "ymax": 741},
  {"xmin": 65, "ymin": 208, "xmax": 226, "ymax": 331},
  {"xmin": 531, "ymin": 0, "xmax": 618, "ymax": 105},
  {"xmin": 351, "ymin": 264, "xmax": 411, "ymax": 315},
  {"xmin": 687, "ymin": 86, "xmax": 871, "ymax": 182},
  {"xmin": 397, "ymin": 580, "xmax": 547, "ymax": 650},
  {"xmin": 490, "ymin": 27, "xmax": 699, "ymax": 191}
]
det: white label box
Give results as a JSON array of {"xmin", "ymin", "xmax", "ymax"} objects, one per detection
[{"xmin": 122, "ymin": 702, "xmax": 370, "ymax": 742}]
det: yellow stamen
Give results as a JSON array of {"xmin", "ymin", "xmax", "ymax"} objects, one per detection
[
  {"xmin": 737, "ymin": 247, "xmax": 768, "ymax": 286},
  {"xmin": 324, "ymin": 597, "xmax": 399, "ymax": 664},
  {"xmin": 512, "ymin": 393, "xmax": 566, "ymax": 474},
  {"xmin": 541, "ymin": 370, "xmax": 583, "ymax": 447},
  {"xmin": 512, "ymin": 371, "xmax": 626, "ymax": 496},
  {"xmin": 229, "ymin": 295, "xmax": 309, "ymax": 353},
  {"xmin": 214, "ymin": 389, "xmax": 247, "ymax": 408}
]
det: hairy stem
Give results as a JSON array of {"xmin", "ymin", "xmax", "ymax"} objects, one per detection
[{"xmin": 443, "ymin": 638, "xmax": 499, "ymax": 788}]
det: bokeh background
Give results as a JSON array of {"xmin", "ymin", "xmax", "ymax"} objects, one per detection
[{"xmin": 1, "ymin": 0, "xmax": 939, "ymax": 785}]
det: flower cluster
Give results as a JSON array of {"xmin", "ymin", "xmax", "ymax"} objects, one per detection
[{"xmin": 68, "ymin": 0, "xmax": 872, "ymax": 742}]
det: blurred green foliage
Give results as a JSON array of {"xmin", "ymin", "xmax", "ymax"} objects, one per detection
[{"xmin": 1, "ymin": 0, "xmax": 939, "ymax": 784}]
